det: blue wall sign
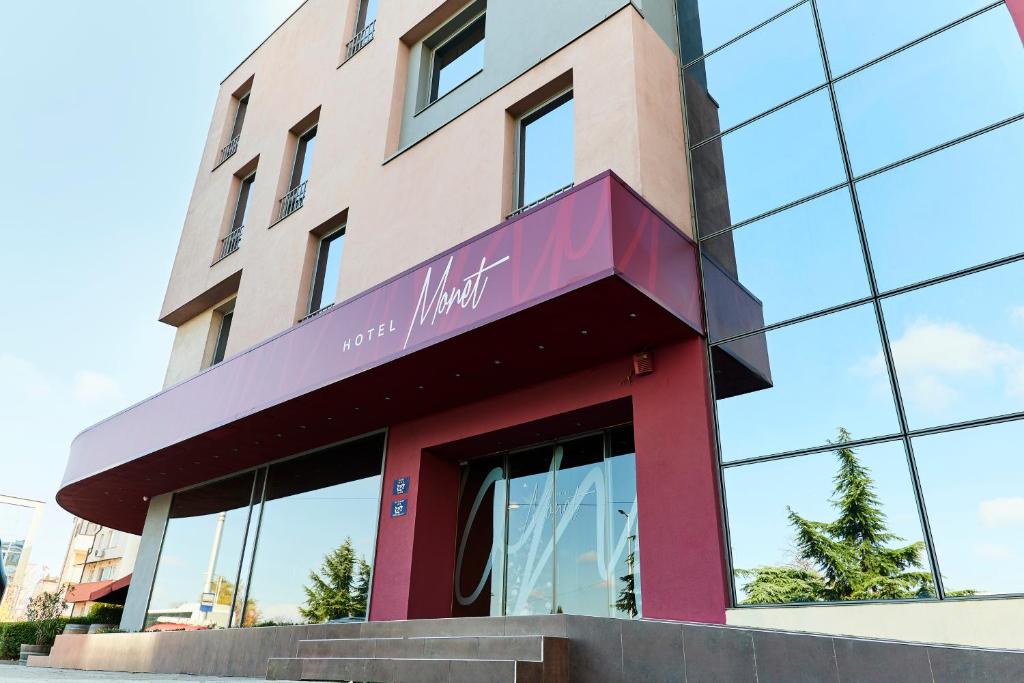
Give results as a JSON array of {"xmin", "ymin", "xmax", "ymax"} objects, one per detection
[
  {"xmin": 392, "ymin": 476, "xmax": 410, "ymax": 495},
  {"xmin": 391, "ymin": 498, "xmax": 408, "ymax": 518}
]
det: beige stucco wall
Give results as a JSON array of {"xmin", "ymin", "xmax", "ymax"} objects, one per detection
[
  {"xmin": 159, "ymin": 1, "xmax": 690, "ymax": 373},
  {"xmin": 727, "ymin": 599, "xmax": 1024, "ymax": 649}
]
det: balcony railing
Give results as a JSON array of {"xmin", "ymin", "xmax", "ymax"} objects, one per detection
[
  {"xmin": 219, "ymin": 135, "xmax": 240, "ymax": 164},
  {"xmin": 277, "ymin": 180, "xmax": 307, "ymax": 222},
  {"xmin": 346, "ymin": 20, "xmax": 376, "ymax": 60},
  {"xmin": 298, "ymin": 302, "xmax": 335, "ymax": 324},
  {"xmin": 218, "ymin": 225, "xmax": 244, "ymax": 261}
]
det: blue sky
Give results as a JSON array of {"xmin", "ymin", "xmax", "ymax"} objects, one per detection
[{"xmin": 0, "ymin": 1, "xmax": 302, "ymax": 578}]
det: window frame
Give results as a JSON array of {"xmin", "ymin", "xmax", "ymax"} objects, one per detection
[
  {"xmin": 427, "ymin": 9, "xmax": 487, "ymax": 105},
  {"xmin": 229, "ymin": 92, "xmax": 250, "ymax": 141},
  {"xmin": 306, "ymin": 225, "xmax": 347, "ymax": 316},
  {"xmin": 210, "ymin": 301, "xmax": 236, "ymax": 367},
  {"xmin": 231, "ymin": 172, "xmax": 256, "ymax": 231},
  {"xmin": 514, "ymin": 88, "xmax": 574, "ymax": 210},
  {"xmin": 288, "ymin": 124, "xmax": 318, "ymax": 191}
]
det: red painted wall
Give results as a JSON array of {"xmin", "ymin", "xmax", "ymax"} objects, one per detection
[
  {"xmin": 368, "ymin": 337, "xmax": 729, "ymax": 623},
  {"xmin": 1008, "ymin": 0, "xmax": 1024, "ymax": 42}
]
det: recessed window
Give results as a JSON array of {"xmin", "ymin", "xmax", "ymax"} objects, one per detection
[
  {"xmin": 278, "ymin": 125, "xmax": 316, "ymax": 221},
  {"xmin": 210, "ymin": 304, "xmax": 235, "ymax": 366},
  {"xmin": 517, "ymin": 91, "xmax": 574, "ymax": 209},
  {"xmin": 347, "ymin": 0, "xmax": 378, "ymax": 58},
  {"xmin": 429, "ymin": 11, "xmax": 485, "ymax": 104},
  {"xmin": 219, "ymin": 173, "xmax": 254, "ymax": 260},
  {"xmin": 307, "ymin": 227, "xmax": 346, "ymax": 316},
  {"xmin": 220, "ymin": 92, "xmax": 249, "ymax": 163},
  {"xmin": 355, "ymin": 0, "xmax": 377, "ymax": 34}
]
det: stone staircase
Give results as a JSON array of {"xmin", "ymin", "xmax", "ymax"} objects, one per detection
[{"xmin": 266, "ymin": 633, "xmax": 567, "ymax": 682}]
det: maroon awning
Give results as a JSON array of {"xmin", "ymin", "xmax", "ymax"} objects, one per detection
[
  {"xmin": 58, "ymin": 172, "xmax": 756, "ymax": 533},
  {"xmin": 66, "ymin": 574, "xmax": 131, "ymax": 605}
]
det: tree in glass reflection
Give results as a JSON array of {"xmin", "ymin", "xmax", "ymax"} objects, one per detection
[
  {"xmin": 300, "ymin": 538, "xmax": 372, "ymax": 622},
  {"xmin": 738, "ymin": 428, "xmax": 939, "ymax": 603}
]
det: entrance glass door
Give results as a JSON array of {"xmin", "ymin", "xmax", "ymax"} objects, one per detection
[{"xmin": 453, "ymin": 425, "xmax": 640, "ymax": 618}]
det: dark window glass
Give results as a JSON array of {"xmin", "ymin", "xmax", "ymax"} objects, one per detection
[
  {"xmin": 683, "ymin": 4, "xmax": 824, "ymax": 144},
  {"xmin": 453, "ymin": 454, "xmax": 507, "ymax": 618},
  {"xmin": 715, "ymin": 304, "xmax": 900, "ymax": 461},
  {"xmin": 692, "ymin": 90, "xmax": 845, "ymax": 236},
  {"xmin": 880, "ymin": 260, "xmax": 1024, "ymax": 430},
  {"xmin": 229, "ymin": 93, "xmax": 249, "ymax": 140},
  {"xmin": 144, "ymin": 472, "xmax": 257, "ymax": 630},
  {"xmin": 518, "ymin": 92, "xmax": 573, "ymax": 208},
  {"xmin": 914, "ymin": 420, "xmax": 1024, "ymax": 596},
  {"xmin": 356, "ymin": 0, "xmax": 378, "ymax": 32},
  {"xmin": 242, "ymin": 433, "xmax": 384, "ymax": 625},
  {"xmin": 211, "ymin": 310, "xmax": 233, "ymax": 366},
  {"xmin": 835, "ymin": 8, "xmax": 1024, "ymax": 175},
  {"xmin": 232, "ymin": 175, "xmax": 255, "ymax": 230},
  {"xmin": 725, "ymin": 439, "xmax": 933, "ymax": 605},
  {"xmin": 431, "ymin": 14, "xmax": 485, "ymax": 102},
  {"xmin": 858, "ymin": 120, "xmax": 1024, "ymax": 291},
  {"xmin": 308, "ymin": 228, "xmax": 346, "ymax": 314},
  {"xmin": 703, "ymin": 188, "xmax": 870, "ymax": 339},
  {"xmin": 290, "ymin": 126, "xmax": 317, "ymax": 189}
]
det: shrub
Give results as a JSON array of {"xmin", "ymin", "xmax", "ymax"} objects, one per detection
[
  {"xmin": 85, "ymin": 603, "xmax": 124, "ymax": 625},
  {"xmin": 34, "ymin": 619, "xmax": 63, "ymax": 647},
  {"xmin": 0, "ymin": 617, "xmax": 92, "ymax": 659}
]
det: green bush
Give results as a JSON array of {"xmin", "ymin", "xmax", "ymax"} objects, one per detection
[
  {"xmin": 0, "ymin": 617, "xmax": 92, "ymax": 659},
  {"xmin": 85, "ymin": 603, "xmax": 124, "ymax": 625}
]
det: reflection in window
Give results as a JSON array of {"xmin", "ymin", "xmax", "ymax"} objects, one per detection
[
  {"xmin": 210, "ymin": 301, "xmax": 235, "ymax": 367},
  {"xmin": 726, "ymin": 435, "xmax": 932, "ymax": 604},
  {"xmin": 145, "ymin": 472, "xmax": 258, "ymax": 631},
  {"xmin": 858, "ymin": 120, "xmax": 1024, "ymax": 291},
  {"xmin": 836, "ymin": 7, "xmax": 1024, "ymax": 175},
  {"xmin": 703, "ymin": 188, "xmax": 869, "ymax": 339},
  {"xmin": 430, "ymin": 12, "xmax": 485, "ymax": 103},
  {"xmin": 354, "ymin": 0, "xmax": 377, "ymax": 34},
  {"xmin": 683, "ymin": 4, "xmax": 824, "ymax": 142},
  {"xmin": 242, "ymin": 433, "xmax": 384, "ymax": 625},
  {"xmin": 517, "ymin": 91, "xmax": 573, "ymax": 209},
  {"xmin": 881, "ymin": 260, "xmax": 1024, "ymax": 430},
  {"xmin": 692, "ymin": 90, "xmax": 844, "ymax": 235},
  {"xmin": 914, "ymin": 420, "xmax": 1024, "ymax": 596},
  {"xmin": 715, "ymin": 304, "xmax": 900, "ymax": 461},
  {"xmin": 308, "ymin": 227, "xmax": 346, "ymax": 315},
  {"xmin": 229, "ymin": 92, "xmax": 249, "ymax": 142},
  {"xmin": 677, "ymin": 0, "xmax": 796, "ymax": 63},
  {"xmin": 0, "ymin": 503, "xmax": 34, "ymax": 576}
]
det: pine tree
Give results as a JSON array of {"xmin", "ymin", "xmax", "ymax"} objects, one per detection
[
  {"xmin": 614, "ymin": 551, "xmax": 639, "ymax": 618},
  {"xmin": 739, "ymin": 428, "xmax": 939, "ymax": 603},
  {"xmin": 300, "ymin": 538, "xmax": 357, "ymax": 623},
  {"xmin": 351, "ymin": 557, "xmax": 372, "ymax": 618}
]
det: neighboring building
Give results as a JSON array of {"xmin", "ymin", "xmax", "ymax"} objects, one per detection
[
  {"xmin": 0, "ymin": 495, "xmax": 44, "ymax": 620},
  {"xmin": 57, "ymin": 519, "xmax": 139, "ymax": 616},
  {"xmin": 52, "ymin": 0, "xmax": 1024, "ymax": 674}
]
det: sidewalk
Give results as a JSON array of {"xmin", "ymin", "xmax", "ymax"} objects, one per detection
[{"xmin": 0, "ymin": 664, "xmax": 294, "ymax": 682}]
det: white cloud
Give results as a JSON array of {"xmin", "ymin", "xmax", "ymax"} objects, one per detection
[
  {"xmin": 0, "ymin": 353, "xmax": 52, "ymax": 399},
  {"xmin": 73, "ymin": 370, "xmax": 123, "ymax": 405},
  {"xmin": 978, "ymin": 497, "xmax": 1024, "ymax": 528}
]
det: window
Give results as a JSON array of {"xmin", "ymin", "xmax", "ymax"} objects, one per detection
[
  {"xmin": 278, "ymin": 126, "xmax": 315, "ymax": 221},
  {"xmin": 210, "ymin": 301, "xmax": 235, "ymax": 367},
  {"xmin": 429, "ymin": 11, "xmax": 485, "ymax": 104},
  {"xmin": 346, "ymin": 0, "xmax": 378, "ymax": 58},
  {"xmin": 100, "ymin": 566, "xmax": 113, "ymax": 581},
  {"xmin": 516, "ymin": 91, "xmax": 574, "ymax": 209},
  {"xmin": 307, "ymin": 227, "xmax": 346, "ymax": 315},
  {"xmin": 220, "ymin": 92, "xmax": 249, "ymax": 162},
  {"xmin": 219, "ymin": 173, "xmax": 254, "ymax": 260}
]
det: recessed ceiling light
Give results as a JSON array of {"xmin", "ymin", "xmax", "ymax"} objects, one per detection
[
  {"xmin": 580, "ymin": 330, "xmax": 588, "ymax": 335},
  {"xmin": 628, "ymin": 313, "xmax": 637, "ymax": 319},
  {"xmin": 537, "ymin": 344, "xmax": 545, "ymax": 350}
]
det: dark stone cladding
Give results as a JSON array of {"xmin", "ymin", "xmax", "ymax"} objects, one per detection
[{"xmin": 31, "ymin": 615, "xmax": 1024, "ymax": 682}]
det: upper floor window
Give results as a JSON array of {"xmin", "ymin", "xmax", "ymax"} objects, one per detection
[
  {"xmin": 210, "ymin": 301, "xmax": 235, "ymax": 366},
  {"xmin": 220, "ymin": 173, "xmax": 254, "ymax": 260},
  {"xmin": 278, "ymin": 126, "xmax": 316, "ymax": 222},
  {"xmin": 220, "ymin": 92, "xmax": 249, "ymax": 163},
  {"xmin": 428, "ymin": 10, "xmax": 485, "ymax": 104},
  {"xmin": 307, "ymin": 226, "xmax": 346, "ymax": 316},
  {"xmin": 516, "ymin": 90, "xmax": 574, "ymax": 209}
]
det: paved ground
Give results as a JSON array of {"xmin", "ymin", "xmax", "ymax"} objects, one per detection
[{"xmin": 0, "ymin": 664, "xmax": 293, "ymax": 682}]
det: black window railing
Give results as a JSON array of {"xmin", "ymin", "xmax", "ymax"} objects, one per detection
[
  {"xmin": 298, "ymin": 302, "xmax": 335, "ymax": 324},
  {"xmin": 220, "ymin": 135, "xmax": 240, "ymax": 163},
  {"xmin": 218, "ymin": 225, "xmax": 244, "ymax": 261},
  {"xmin": 277, "ymin": 180, "xmax": 308, "ymax": 222},
  {"xmin": 346, "ymin": 20, "xmax": 376, "ymax": 60}
]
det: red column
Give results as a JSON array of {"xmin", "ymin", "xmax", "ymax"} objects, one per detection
[
  {"xmin": 1007, "ymin": 0, "xmax": 1024, "ymax": 43},
  {"xmin": 368, "ymin": 426, "xmax": 460, "ymax": 621},
  {"xmin": 631, "ymin": 337, "xmax": 729, "ymax": 623}
]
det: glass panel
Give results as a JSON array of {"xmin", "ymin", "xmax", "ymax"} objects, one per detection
[
  {"xmin": 211, "ymin": 310, "xmax": 233, "ymax": 366},
  {"xmin": 310, "ymin": 229, "xmax": 346, "ymax": 313},
  {"xmin": 453, "ymin": 455, "xmax": 507, "ymax": 617},
  {"xmin": 505, "ymin": 445, "xmax": 554, "ymax": 616},
  {"xmin": 0, "ymin": 503, "xmax": 34, "ymax": 576},
  {"xmin": 913, "ymin": 420, "xmax": 1024, "ymax": 596},
  {"xmin": 357, "ymin": 0, "xmax": 378, "ymax": 30},
  {"xmin": 836, "ymin": 8, "xmax": 1024, "ymax": 176},
  {"xmin": 243, "ymin": 433, "xmax": 384, "ymax": 625},
  {"xmin": 692, "ymin": 90, "xmax": 845, "ymax": 235},
  {"xmin": 677, "ymin": 0, "xmax": 798, "ymax": 62},
  {"xmin": 606, "ymin": 426, "xmax": 640, "ymax": 618},
  {"xmin": 519, "ymin": 93, "xmax": 574, "ymax": 207},
  {"xmin": 553, "ymin": 435, "xmax": 606, "ymax": 617},
  {"xmin": 233, "ymin": 175, "xmax": 255, "ymax": 229},
  {"xmin": 881, "ymin": 260, "xmax": 1024, "ymax": 430},
  {"xmin": 715, "ymin": 304, "xmax": 900, "ymax": 461},
  {"xmin": 144, "ymin": 472, "xmax": 256, "ymax": 630},
  {"xmin": 230, "ymin": 94, "xmax": 249, "ymax": 139},
  {"xmin": 703, "ymin": 188, "xmax": 869, "ymax": 339},
  {"xmin": 858, "ymin": 121, "xmax": 1024, "ymax": 291},
  {"xmin": 818, "ymin": 0, "xmax": 998, "ymax": 76},
  {"xmin": 292, "ymin": 128, "xmax": 316, "ymax": 188},
  {"xmin": 431, "ymin": 15, "xmax": 485, "ymax": 102},
  {"xmin": 684, "ymin": 4, "xmax": 824, "ymax": 143},
  {"xmin": 725, "ymin": 438, "xmax": 933, "ymax": 604}
]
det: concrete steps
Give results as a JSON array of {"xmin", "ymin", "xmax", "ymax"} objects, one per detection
[{"xmin": 267, "ymin": 634, "xmax": 567, "ymax": 682}]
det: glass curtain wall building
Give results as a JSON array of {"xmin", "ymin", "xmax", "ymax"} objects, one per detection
[{"xmin": 682, "ymin": 0, "xmax": 1024, "ymax": 605}]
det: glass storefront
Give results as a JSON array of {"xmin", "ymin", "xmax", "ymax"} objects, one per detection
[
  {"xmin": 681, "ymin": 0, "xmax": 1024, "ymax": 605},
  {"xmin": 144, "ymin": 432, "xmax": 384, "ymax": 630},
  {"xmin": 453, "ymin": 425, "xmax": 640, "ymax": 619}
]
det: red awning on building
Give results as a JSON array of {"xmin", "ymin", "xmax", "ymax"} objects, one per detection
[{"xmin": 66, "ymin": 573, "xmax": 131, "ymax": 605}]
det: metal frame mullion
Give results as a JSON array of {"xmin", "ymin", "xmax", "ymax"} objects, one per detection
[{"xmin": 809, "ymin": 0, "xmax": 946, "ymax": 599}]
